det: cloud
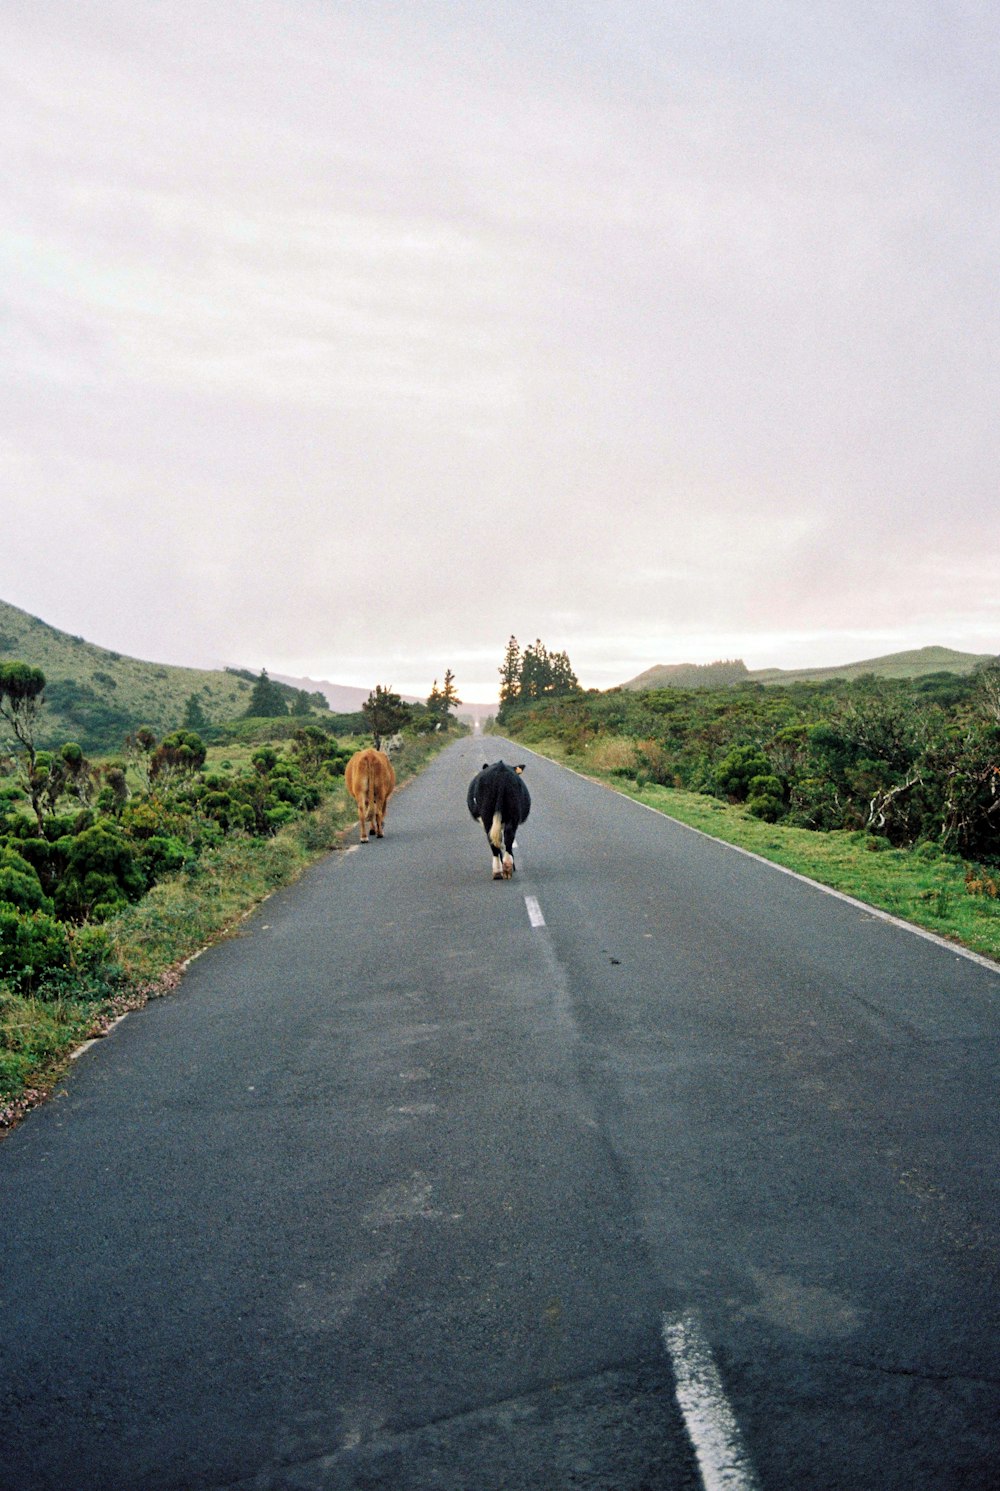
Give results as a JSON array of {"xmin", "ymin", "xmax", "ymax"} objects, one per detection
[{"xmin": 2, "ymin": 0, "xmax": 997, "ymax": 700}]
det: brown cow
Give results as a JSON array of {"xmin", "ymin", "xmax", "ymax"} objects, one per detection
[{"xmin": 345, "ymin": 747, "xmax": 396, "ymax": 842}]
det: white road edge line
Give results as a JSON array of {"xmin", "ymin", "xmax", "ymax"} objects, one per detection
[
  {"xmin": 524, "ymin": 895, "xmax": 545, "ymax": 927},
  {"xmin": 69, "ymin": 1013, "xmax": 129, "ymax": 1061},
  {"xmin": 662, "ymin": 1313, "xmax": 762, "ymax": 1491},
  {"xmin": 516, "ymin": 745, "xmax": 1000, "ymax": 976}
]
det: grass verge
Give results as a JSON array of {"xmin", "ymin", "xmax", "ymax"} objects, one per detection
[
  {"xmin": 518, "ymin": 736, "xmax": 1000, "ymax": 966},
  {"xmin": 0, "ymin": 734, "xmax": 449, "ymax": 1132}
]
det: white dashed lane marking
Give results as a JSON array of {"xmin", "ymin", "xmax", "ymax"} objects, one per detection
[
  {"xmin": 524, "ymin": 896, "xmax": 545, "ymax": 927},
  {"xmin": 662, "ymin": 1313, "xmax": 761, "ymax": 1491}
]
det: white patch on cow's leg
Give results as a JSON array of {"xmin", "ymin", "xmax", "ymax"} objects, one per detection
[
  {"xmin": 488, "ymin": 811, "xmax": 504, "ymax": 852},
  {"xmin": 492, "ymin": 854, "xmax": 504, "ymax": 880},
  {"xmin": 502, "ymin": 852, "xmax": 514, "ymax": 879}
]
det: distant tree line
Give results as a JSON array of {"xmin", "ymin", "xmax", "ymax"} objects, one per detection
[
  {"xmin": 237, "ymin": 669, "xmax": 330, "ymax": 720},
  {"xmin": 362, "ymin": 670, "xmax": 462, "ymax": 747},
  {"xmin": 498, "ymin": 637, "xmax": 580, "ymax": 723}
]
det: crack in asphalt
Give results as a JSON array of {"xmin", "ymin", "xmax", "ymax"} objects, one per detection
[{"xmin": 205, "ymin": 1354, "xmax": 679, "ymax": 1491}]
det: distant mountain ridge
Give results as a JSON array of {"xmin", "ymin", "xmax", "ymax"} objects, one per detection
[
  {"xmin": 271, "ymin": 673, "xmax": 406, "ymax": 715},
  {"xmin": 620, "ymin": 645, "xmax": 995, "ymax": 691},
  {"xmin": 272, "ymin": 673, "xmax": 497, "ymax": 723}
]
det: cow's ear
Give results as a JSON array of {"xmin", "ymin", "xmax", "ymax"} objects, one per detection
[
  {"xmin": 482, "ymin": 763, "xmax": 490, "ymax": 770},
  {"xmin": 515, "ymin": 764, "xmax": 526, "ymax": 774}
]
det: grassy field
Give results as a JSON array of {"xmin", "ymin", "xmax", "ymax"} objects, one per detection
[
  {"xmin": 0, "ymin": 733, "xmax": 446, "ymax": 1130},
  {"xmin": 518, "ymin": 736, "xmax": 1000, "ymax": 965}
]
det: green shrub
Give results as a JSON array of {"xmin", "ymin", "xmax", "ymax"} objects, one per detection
[
  {"xmin": 0, "ymin": 903, "xmax": 72, "ymax": 990},
  {"xmin": 746, "ymin": 774, "xmax": 785, "ymax": 822},
  {"xmin": 54, "ymin": 823, "xmax": 147, "ymax": 921},
  {"xmin": 0, "ymin": 846, "xmax": 54, "ymax": 914},
  {"xmin": 265, "ymin": 804, "xmax": 298, "ymax": 832},
  {"xmin": 136, "ymin": 834, "xmax": 191, "ymax": 883},
  {"xmin": 714, "ymin": 745, "xmax": 771, "ymax": 802},
  {"xmin": 69, "ymin": 921, "xmax": 119, "ymax": 974}
]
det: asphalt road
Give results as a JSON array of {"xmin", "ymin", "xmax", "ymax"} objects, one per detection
[{"xmin": 1, "ymin": 735, "xmax": 997, "ymax": 1490}]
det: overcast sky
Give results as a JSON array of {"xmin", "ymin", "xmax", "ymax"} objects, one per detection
[{"xmin": 3, "ymin": 1, "xmax": 997, "ymax": 703}]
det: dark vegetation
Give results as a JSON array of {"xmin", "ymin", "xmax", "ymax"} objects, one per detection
[
  {"xmin": 500, "ymin": 654, "xmax": 1000, "ymax": 865},
  {"xmin": 0, "ymin": 661, "xmax": 356, "ymax": 1003}
]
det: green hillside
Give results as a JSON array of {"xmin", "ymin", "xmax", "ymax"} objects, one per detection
[
  {"xmin": 748, "ymin": 645, "xmax": 995, "ymax": 685},
  {"xmin": 622, "ymin": 645, "xmax": 994, "ymax": 691},
  {"xmin": 0, "ymin": 598, "xmax": 284, "ymax": 751},
  {"xmin": 623, "ymin": 659, "xmax": 750, "ymax": 690}
]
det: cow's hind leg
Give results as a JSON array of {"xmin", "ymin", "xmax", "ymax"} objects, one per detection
[
  {"xmin": 502, "ymin": 822, "xmax": 517, "ymax": 878},
  {"xmin": 487, "ymin": 811, "xmax": 505, "ymax": 879}
]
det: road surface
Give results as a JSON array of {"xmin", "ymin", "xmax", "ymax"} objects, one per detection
[{"xmin": 1, "ymin": 736, "xmax": 997, "ymax": 1489}]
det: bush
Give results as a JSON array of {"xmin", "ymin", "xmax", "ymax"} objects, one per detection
[
  {"xmin": 714, "ymin": 745, "xmax": 771, "ymax": 802},
  {"xmin": 265, "ymin": 804, "xmax": 298, "ymax": 832},
  {"xmin": 0, "ymin": 846, "xmax": 54, "ymax": 914},
  {"xmin": 151, "ymin": 730, "xmax": 207, "ymax": 780},
  {"xmin": 69, "ymin": 921, "xmax": 119, "ymax": 974},
  {"xmin": 54, "ymin": 823, "xmax": 147, "ymax": 921},
  {"xmin": 746, "ymin": 774, "xmax": 785, "ymax": 822},
  {"xmin": 0, "ymin": 903, "xmax": 72, "ymax": 991},
  {"xmin": 136, "ymin": 835, "xmax": 191, "ymax": 883}
]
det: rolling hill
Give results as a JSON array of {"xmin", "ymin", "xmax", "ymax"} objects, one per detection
[
  {"xmin": 0, "ymin": 599, "xmax": 313, "ymax": 752},
  {"xmin": 621, "ymin": 645, "xmax": 996, "ymax": 691}
]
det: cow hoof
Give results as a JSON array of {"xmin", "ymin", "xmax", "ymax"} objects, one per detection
[{"xmin": 492, "ymin": 869, "xmax": 503, "ymax": 880}]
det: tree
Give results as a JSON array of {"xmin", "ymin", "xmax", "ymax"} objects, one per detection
[
  {"xmin": 548, "ymin": 650, "xmax": 580, "ymax": 696},
  {"xmin": 60, "ymin": 741, "xmax": 97, "ymax": 809},
  {"xmin": 442, "ymin": 669, "xmax": 461, "ymax": 717},
  {"xmin": 0, "ymin": 662, "xmax": 46, "ymax": 773},
  {"xmin": 973, "ymin": 658, "xmax": 1000, "ymax": 726},
  {"xmin": 362, "ymin": 686, "xmax": 412, "ymax": 749},
  {"xmin": 182, "ymin": 693, "xmax": 210, "ymax": 731},
  {"xmin": 125, "ymin": 727, "xmax": 158, "ymax": 790},
  {"xmin": 426, "ymin": 679, "xmax": 444, "ymax": 725},
  {"xmin": 519, "ymin": 639, "xmax": 549, "ymax": 701},
  {"xmin": 498, "ymin": 636, "xmax": 521, "ymax": 718},
  {"xmin": 426, "ymin": 670, "xmax": 462, "ymax": 729},
  {"xmin": 245, "ymin": 670, "xmax": 288, "ymax": 718},
  {"xmin": 497, "ymin": 635, "xmax": 579, "ymax": 721}
]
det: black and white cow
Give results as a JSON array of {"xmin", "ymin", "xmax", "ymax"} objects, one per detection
[{"xmin": 467, "ymin": 760, "xmax": 531, "ymax": 880}]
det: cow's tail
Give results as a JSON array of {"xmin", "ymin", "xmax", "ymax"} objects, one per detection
[
  {"xmin": 489, "ymin": 810, "xmax": 504, "ymax": 852},
  {"xmin": 360, "ymin": 760, "xmax": 376, "ymax": 819}
]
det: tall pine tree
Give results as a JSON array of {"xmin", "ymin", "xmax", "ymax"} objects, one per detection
[
  {"xmin": 497, "ymin": 636, "xmax": 521, "ymax": 722},
  {"xmin": 245, "ymin": 670, "xmax": 288, "ymax": 718}
]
